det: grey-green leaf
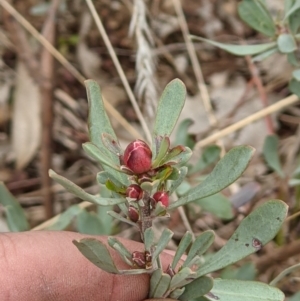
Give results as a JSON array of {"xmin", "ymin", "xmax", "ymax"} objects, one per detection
[
  {"xmin": 169, "ymin": 146, "xmax": 255, "ymax": 210},
  {"xmin": 107, "ymin": 237, "xmax": 133, "ymax": 266},
  {"xmin": 292, "ymin": 69, "xmax": 300, "ymax": 81},
  {"xmin": 238, "ymin": 0, "xmax": 276, "ymax": 37},
  {"xmin": 263, "ymin": 135, "xmax": 285, "ymax": 178},
  {"xmin": 76, "ymin": 209, "xmax": 105, "ymax": 235},
  {"xmin": 82, "ymin": 142, "xmax": 120, "ymax": 172},
  {"xmin": 196, "ymin": 200, "xmax": 288, "ymax": 277},
  {"xmin": 0, "ymin": 182, "xmax": 29, "ymax": 231},
  {"xmin": 204, "ymin": 279, "xmax": 284, "ymax": 301},
  {"xmin": 149, "ymin": 269, "xmax": 171, "ymax": 298},
  {"xmin": 289, "ymin": 78, "xmax": 300, "ymax": 97},
  {"xmin": 144, "ymin": 227, "xmax": 155, "ymax": 252},
  {"xmin": 169, "ymin": 267, "xmax": 196, "ymax": 289},
  {"xmin": 85, "ymin": 80, "xmax": 127, "ymax": 184},
  {"xmin": 194, "ymin": 193, "xmax": 234, "ymax": 220},
  {"xmin": 73, "ymin": 238, "xmax": 119, "ymax": 274},
  {"xmin": 192, "ymin": 36, "xmax": 276, "ymax": 56},
  {"xmin": 284, "ymin": 0, "xmax": 300, "ymax": 20},
  {"xmin": 49, "ymin": 169, "xmax": 126, "ymax": 206},
  {"xmin": 152, "ymin": 229, "xmax": 174, "ymax": 262},
  {"xmin": 179, "ymin": 276, "xmax": 213, "ymax": 301},
  {"xmin": 183, "ymin": 230, "xmax": 215, "ymax": 268},
  {"xmin": 169, "ymin": 166, "xmax": 188, "ymax": 195},
  {"xmin": 252, "ymin": 47, "xmax": 278, "ymax": 62},
  {"xmin": 171, "ymin": 231, "xmax": 193, "ymax": 270},
  {"xmin": 189, "ymin": 145, "xmax": 221, "ymax": 175},
  {"xmin": 277, "ymin": 33, "xmax": 297, "ymax": 53},
  {"xmin": 152, "ymin": 79, "xmax": 186, "ymax": 157},
  {"xmin": 47, "ymin": 204, "xmax": 82, "ymax": 230}
]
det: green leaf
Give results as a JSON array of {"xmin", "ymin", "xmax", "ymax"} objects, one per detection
[
  {"xmin": 171, "ymin": 231, "xmax": 193, "ymax": 270},
  {"xmin": 73, "ymin": 238, "xmax": 119, "ymax": 274},
  {"xmin": 169, "ymin": 267, "xmax": 196, "ymax": 289},
  {"xmin": 288, "ymin": 5, "xmax": 300, "ymax": 35},
  {"xmin": 82, "ymin": 142, "xmax": 120, "ymax": 172},
  {"xmin": 49, "ymin": 169, "xmax": 126, "ymax": 206},
  {"xmin": 204, "ymin": 279, "xmax": 284, "ymax": 301},
  {"xmin": 289, "ymin": 292, "xmax": 300, "ymax": 301},
  {"xmin": 238, "ymin": 0, "xmax": 276, "ymax": 37},
  {"xmin": 85, "ymin": 80, "xmax": 128, "ymax": 185},
  {"xmin": 287, "ymin": 52, "xmax": 299, "ymax": 67},
  {"xmin": 163, "ymin": 146, "xmax": 192, "ymax": 167},
  {"xmin": 170, "ymin": 288, "xmax": 185, "ymax": 299},
  {"xmin": 107, "ymin": 237, "xmax": 133, "ymax": 267},
  {"xmin": 196, "ymin": 200, "xmax": 288, "ymax": 277},
  {"xmin": 152, "ymin": 229, "xmax": 174, "ymax": 262},
  {"xmin": 101, "ymin": 132, "xmax": 123, "ymax": 156},
  {"xmin": 152, "ymin": 79, "xmax": 186, "ymax": 157},
  {"xmin": 284, "ymin": 0, "xmax": 300, "ymax": 20},
  {"xmin": 97, "ymin": 171, "xmax": 126, "ymax": 194},
  {"xmin": 47, "ymin": 204, "xmax": 81, "ymax": 230},
  {"xmin": 252, "ymin": 47, "xmax": 278, "ymax": 62},
  {"xmin": 221, "ymin": 262, "xmax": 257, "ymax": 281},
  {"xmin": 263, "ymin": 135, "xmax": 285, "ymax": 178},
  {"xmin": 183, "ymin": 230, "xmax": 215, "ymax": 268},
  {"xmin": 292, "ymin": 69, "xmax": 300, "ymax": 81},
  {"xmin": 152, "ymin": 136, "xmax": 171, "ymax": 168},
  {"xmin": 169, "ymin": 166, "xmax": 188, "ymax": 195},
  {"xmin": 76, "ymin": 209, "xmax": 105, "ymax": 235},
  {"xmin": 175, "ymin": 118, "xmax": 195, "ymax": 149},
  {"xmin": 289, "ymin": 78, "xmax": 300, "ymax": 97},
  {"xmin": 192, "ymin": 36, "xmax": 277, "ymax": 56},
  {"xmin": 189, "ymin": 145, "xmax": 221, "ymax": 175},
  {"xmin": 277, "ymin": 33, "xmax": 297, "ymax": 53},
  {"xmin": 149, "ymin": 268, "xmax": 171, "ymax": 298},
  {"xmin": 144, "ymin": 227, "xmax": 155, "ymax": 252},
  {"xmin": 194, "ymin": 193, "xmax": 234, "ymax": 220},
  {"xmin": 179, "ymin": 276, "xmax": 213, "ymax": 301},
  {"xmin": 96, "ymin": 205, "xmax": 113, "ymax": 235},
  {"xmin": 169, "ymin": 146, "xmax": 255, "ymax": 210},
  {"xmin": 0, "ymin": 182, "xmax": 29, "ymax": 231},
  {"xmin": 270, "ymin": 262, "xmax": 300, "ymax": 286}
]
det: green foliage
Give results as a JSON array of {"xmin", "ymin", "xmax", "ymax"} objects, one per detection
[
  {"xmin": 263, "ymin": 135, "xmax": 285, "ymax": 178},
  {"xmin": 152, "ymin": 79, "xmax": 186, "ymax": 157},
  {"xmin": 194, "ymin": 193, "xmax": 234, "ymax": 220},
  {"xmin": 0, "ymin": 182, "xmax": 29, "ymax": 231},
  {"xmin": 169, "ymin": 146, "xmax": 255, "ymax": 210},
  {"xmin": 238, "ymin": 0, "xmax": 276, "ymax": 37},
  {"xmin": 50, "ymin": 79, "xmax": 288, "ymax": 300},
  {"xmin": 192, "ymin": 0, "xmax": 300, "ymax": 97}
]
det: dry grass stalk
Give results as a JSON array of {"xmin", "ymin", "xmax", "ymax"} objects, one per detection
[{"xmin": 129, "ymin": 0, "xmax": 158, "ymax": 119}]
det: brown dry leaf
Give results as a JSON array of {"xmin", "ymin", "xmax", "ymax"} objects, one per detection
[{"xmin": 12, "ymin": 62, "xmax": 41, "ymax": 169}]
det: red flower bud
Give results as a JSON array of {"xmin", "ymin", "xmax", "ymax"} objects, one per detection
[
  {"xmin": 123, "ymin": 140, "xmax": 152, "ymax": 174},
  {"xmin": 153, "ymin": 191, "xmax": 169, "ymax": 207},
  {"xmin": 126, "ymin": 184, "xmax": 142, "ymax": 200},
  {"xmin": 128, "ymin": 206, "xmax": 139, "ymax": 222},
  {"xmin": 132, "ymin": 251, "xmax": 146, "ymax": 268}
]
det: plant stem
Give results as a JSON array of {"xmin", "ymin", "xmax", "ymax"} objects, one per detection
[{"xmin": 138, "ymin": 193, "xmax": 152, "ymax": 241}]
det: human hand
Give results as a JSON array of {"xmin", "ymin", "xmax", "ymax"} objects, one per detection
[{"xmin": 0, "ymin": 231, "xmax": 175, "ymax": 301}]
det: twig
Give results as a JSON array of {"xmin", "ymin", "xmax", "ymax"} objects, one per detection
[
  {"xmin": 245, "ymin": 55, "xmax": 274, "ymax": 134},
  {"xmin": 172, "ymin": 0, "xmax": 217, "ymax": 126},
  {"xmin": 0, "ymin": 0, "xmax": 142, "ymax": 140},
  {"xmin": 194, "ymin": 94, "xmax": 299, "ymax": 150},
  {"xmin": 32, "ymin": 201, "xmax": 92, "ymax": 230},
  {"xmin": 39, "ymin": 0, "xmax": 60, "ymax": 218},
  {"xmin": 85, "ymin": 0, "xmax": 152, "ymax": 143}
]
